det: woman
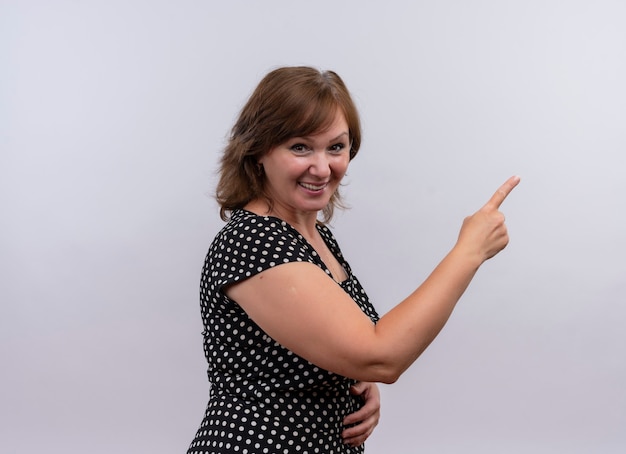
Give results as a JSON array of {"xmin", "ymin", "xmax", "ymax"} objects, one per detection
[{"xmin": 187, "ymin": 66, "xmax": 520, "ymax": 453}]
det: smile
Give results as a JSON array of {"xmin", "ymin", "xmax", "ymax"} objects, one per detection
[{"xmin": 299, "ymin": 182, "xmax": 328, "ymax": 191}]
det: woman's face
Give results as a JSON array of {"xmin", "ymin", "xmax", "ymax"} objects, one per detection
[{"xmin": 258, "ymin": 110, "xmax": 350, "ymax": 218}]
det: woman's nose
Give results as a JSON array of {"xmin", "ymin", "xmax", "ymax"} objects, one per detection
[{"xmin": 308, "ymin": 151, "xmax": 331, "ymax": 177}]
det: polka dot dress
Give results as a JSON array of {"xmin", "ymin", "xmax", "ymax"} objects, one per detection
[{"xmin": 187, "ymin": 209, "xmax": 379, "ymax": 454}]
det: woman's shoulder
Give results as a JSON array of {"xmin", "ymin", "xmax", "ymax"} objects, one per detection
[
  {"xmin": 217, "ymin": 209, "xmax": 293, "ymax": 240},
  {"xmin": 210, "ymin": 209, "xmax": 307, "ymax": 257},
  {"xmin": 206, "ymin": 209, "xmax": 316, "ymax": 286}
]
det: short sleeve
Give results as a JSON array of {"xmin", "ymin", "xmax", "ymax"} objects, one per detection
[{"xmin": 207, "ymin": 211, "xmax": 314, "ymax": 293}]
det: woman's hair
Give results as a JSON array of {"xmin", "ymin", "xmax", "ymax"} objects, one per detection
[{"xmin": 216, "ymin": 66, "xmax": 361, "ymax": 222}]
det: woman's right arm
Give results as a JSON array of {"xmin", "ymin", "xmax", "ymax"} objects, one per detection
[{"xmin": 226, "ymin": 176, "xmax": 520, "ymax": 383}]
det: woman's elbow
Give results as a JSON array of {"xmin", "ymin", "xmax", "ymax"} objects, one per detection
[
  {"xmin": 377, "ymin": 370, "xmax": 401, "ymax": 385},
  {"xmin": 354, "ymin": 362, "xmax": 405, "ymax": 384}
]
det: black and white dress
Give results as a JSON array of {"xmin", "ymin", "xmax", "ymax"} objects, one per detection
[{"xmin": 187, "ymin": 209, "xmax": 379, "ymax": 454}]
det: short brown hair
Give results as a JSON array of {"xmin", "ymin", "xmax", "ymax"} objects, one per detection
[{"xmin": 215, "ymin": 66, "xmax": 361, "ymax": 222}]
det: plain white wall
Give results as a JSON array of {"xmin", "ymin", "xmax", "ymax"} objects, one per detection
[{"xmin": 2, "ymin": 1, "xmax": 624, "ymax": 453}]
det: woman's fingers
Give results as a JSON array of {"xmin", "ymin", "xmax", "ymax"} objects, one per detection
[
  {"xmin": 342, "ymin": 382, "xmax": 381, "ymax": 446},
  {"xmin": 483, "ymin": 175, "xmax": 521, "ymax": 211},
  {"xmin": 457, "ymin": 176, "xmax": 520, "ymax": 262}
]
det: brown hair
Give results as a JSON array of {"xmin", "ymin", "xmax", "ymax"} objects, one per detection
[{"xmin": 215, "ymin": 66, "xmax": 361, "ymax": 222}]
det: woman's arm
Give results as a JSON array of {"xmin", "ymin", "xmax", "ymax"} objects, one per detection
[{"xmin": 226, "ymin": 176, "xmax": 520, "ymax": 383}]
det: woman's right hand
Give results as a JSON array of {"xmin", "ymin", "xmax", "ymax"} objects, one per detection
[{"xmin": 455, "ymin": 175, "xmax": 521, "ymax": 264}]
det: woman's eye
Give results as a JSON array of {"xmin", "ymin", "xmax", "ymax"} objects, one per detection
[
  {"xmin": 329, "ymin": 143, "xmax": 346, "ymax": 153},
  {"xmin": 290, "ymin": 144, "xmax": 309, "ymax": 153}
]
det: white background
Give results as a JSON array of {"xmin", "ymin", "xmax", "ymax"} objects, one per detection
[{"xmin": 2, "ymin": 1, "xmax": 625, "ymax": 453}]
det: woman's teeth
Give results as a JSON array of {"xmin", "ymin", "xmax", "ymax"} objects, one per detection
[{"xmin": 299, "ymin": 182, "xmax": 327, "ymax": 191}]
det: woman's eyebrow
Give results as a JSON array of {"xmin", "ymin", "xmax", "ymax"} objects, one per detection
[
  {"xmin": 328, "ymin": 131, "xmax": 349, "ymax": 142},
  {"xmin": 293, "ymin": 131, "xmax": 349, "ymax": 142}
]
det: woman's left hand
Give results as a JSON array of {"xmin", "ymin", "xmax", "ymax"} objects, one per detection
[{"xmin": 342, "ymin": 381, "xmax": 381, "ymax": 447}]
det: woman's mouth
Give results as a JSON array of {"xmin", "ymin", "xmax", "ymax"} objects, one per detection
[{"xmin": 299, "ymin": 182, "xmax": 328, "ymax": 192}]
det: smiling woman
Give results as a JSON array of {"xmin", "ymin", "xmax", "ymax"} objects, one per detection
[
  {"xmin": 187, "ymin": 66, "xmax": 519, "ymax": 454},
  {"xmin": 256, "ymin": 112, "xmax": 351, "ymax": 225},
  {"xmin": 188, "ymin": 67, "xmax": 378, "ymax": 454},
  {"xmin": 215, "ymin": 66, "xmax": 361, "ymax": 224}
]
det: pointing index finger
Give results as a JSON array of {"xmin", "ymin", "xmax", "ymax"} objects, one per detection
[{"xmin": 484, "ymin": 175, "xmax": 521, "ymax": 210}]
